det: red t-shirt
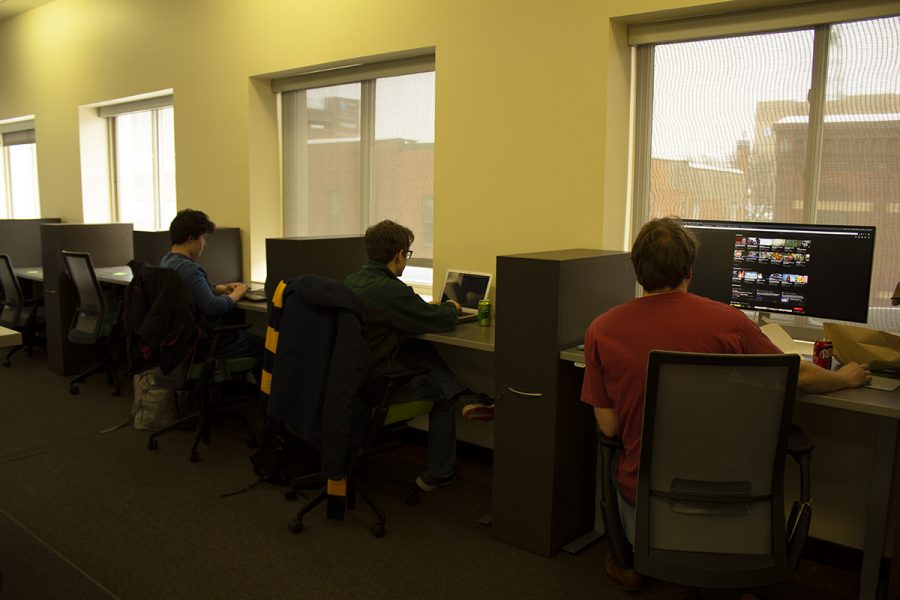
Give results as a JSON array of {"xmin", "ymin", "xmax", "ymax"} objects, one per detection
[{"xmin": 580, "ymin": 292, "xmax": 781, "ymax": 503}]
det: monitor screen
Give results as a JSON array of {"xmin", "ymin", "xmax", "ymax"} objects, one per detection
[{"xmin": 683, "ymin": 219, "xmax": 876, "ymax": 323}]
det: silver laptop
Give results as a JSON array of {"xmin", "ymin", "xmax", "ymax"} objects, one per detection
[{"xmin": 439, "ymin": 269, "xmax": 493, "ymax": 322}]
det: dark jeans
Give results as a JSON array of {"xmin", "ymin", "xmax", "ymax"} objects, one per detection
[{"xmin": 387, "ymin": 339, "xmax": 467, "ymax": 478}]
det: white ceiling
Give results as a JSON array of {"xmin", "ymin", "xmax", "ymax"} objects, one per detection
[{"xmin": 0, "ymin": 0, "xmax": 54, "ymax": 23}]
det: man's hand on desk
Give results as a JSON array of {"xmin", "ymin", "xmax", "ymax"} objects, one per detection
[
  {"xmin": 430, "ymin": 299, "xmax": 462, "ymax": 313},
  {"xmin": 221, "ymin": 282, "xmax": 250, "ymax": 302},
  {"xmin": 797, "ymin": 360, "xmax": 872, "ymax": 393}
]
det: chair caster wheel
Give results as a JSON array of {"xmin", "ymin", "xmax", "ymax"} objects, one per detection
[
  {"xmin": 406, "ymin": 491, "xmax": 421, "ymax": 506},
  {"xmin": 2, "ymin": 360, "xmax": 10, "ymax": 367},
  {"xmin": 69, "ymin": 385, "xmax": 79, "ymax": 395},
  {"xmin": 148, "ymin": 438, "xmax": 159, "ymax": 450},
  {"xmin": 289, "ymin": 520, "xmax": 304, "ymax": 534},
  {"xmin": 190, "ymin": 452, "xmax": 200, "ymax": 462},
  {"xmin": 112, "ymin": 389, "xmax": 121, "ymax": 397},
  {"xmin": 285, "ymin": 490, "xmax": 298, "ymax": 501},
  {"xmin": 372, "ymin": 523, "xmax": 386, "ymax": 538}
]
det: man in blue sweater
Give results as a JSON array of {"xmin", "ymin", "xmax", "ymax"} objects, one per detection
[
  {"xmin": 161, "ymin": 209, "xmax": 264, "ymax": 363},
  {"xmin": 345, "ymin": 220, "xmax": 493, "ymax": 492}
]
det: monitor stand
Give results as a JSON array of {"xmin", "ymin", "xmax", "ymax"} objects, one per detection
[{"xmin": 756, "ymin": 311, "xmax": 773, "ymax": 326}]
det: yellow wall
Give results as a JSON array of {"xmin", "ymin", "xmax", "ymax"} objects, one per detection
[
  {"xmin": 0, "ymin": 0, "xmax": 731, "ymax": 282},
  {"xmin": 1, "ymin": 0, "xmax": 894, "ymax": 553}
]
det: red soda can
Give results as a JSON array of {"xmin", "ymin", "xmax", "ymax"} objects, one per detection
[{"xmin": 812, "ymin": 338, "xmax": 833, "ymax": 370}]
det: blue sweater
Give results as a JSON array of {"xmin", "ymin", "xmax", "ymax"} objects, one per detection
[{"xmin": 160, "ymin": 252, "xmax": 233, "ymax": 318}]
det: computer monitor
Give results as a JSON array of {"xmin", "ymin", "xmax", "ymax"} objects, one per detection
[{"xmin": 682, "ymin": 219, "xmax": 876, "ymax": 323}]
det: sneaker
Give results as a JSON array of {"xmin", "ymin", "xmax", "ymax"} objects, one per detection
[
  {"xmin": 605, "ymin": 553, "xmax": 642, "ymax": 592},
  {"xmin": 462, "ymin": 402, "xmax": 495, "ymax": 422},
  {"xmin": 415, "ymin": 471, "xmax": 456, "ymax": 492}
]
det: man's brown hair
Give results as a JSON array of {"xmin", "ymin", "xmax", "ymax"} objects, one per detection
[
  {"xmin": 364, "ymin": 220, "xmax": 414, "ymax": 264},
  {"xmin": 631, "ymin": 217, "xmax": 699, "ymax": 292}
]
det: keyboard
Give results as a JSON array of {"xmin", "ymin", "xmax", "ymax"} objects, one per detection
[{"xmin": 243, "ymin": 290, "xmax": 267, "ymax": 303}]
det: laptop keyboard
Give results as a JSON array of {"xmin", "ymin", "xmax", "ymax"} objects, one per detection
[{"xmin": 243, "ymin": 290, "xmax": 267, "ymax": 303}]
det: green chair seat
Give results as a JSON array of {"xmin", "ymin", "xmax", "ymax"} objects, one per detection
[{"xmin": 383, "ymin": 399, "xmax": 433, "ymax": 426}]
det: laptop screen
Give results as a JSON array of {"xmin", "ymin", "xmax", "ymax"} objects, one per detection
[{"xmin": 439, "ymin": 270, "xmax": 492, "ymax": 312}]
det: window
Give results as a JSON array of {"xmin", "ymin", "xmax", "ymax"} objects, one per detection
[
  {"xmin": 0, "ymin": 123, "xmax": 40, "ymax": 219},
  {"xmin": 633, "ymin": 14, "xmax": 900, "ymax": 330},
  {"xmin": 279, "ymin": 55, "xmax": 436, "ymax": 265},
  {"xmin": 100, "ymin": 97, "xmax": 176, "ymax": 231}
]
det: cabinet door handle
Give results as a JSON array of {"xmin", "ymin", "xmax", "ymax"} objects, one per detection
[{"xmin": 507, "ymin": 387, "xmax": 543, "ymax": 398}]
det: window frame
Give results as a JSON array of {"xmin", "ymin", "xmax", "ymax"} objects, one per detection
[
  {"xmin": 275, "ymin": 52, "xmax": 436, "ymax": 269},
  {"xmin": 100, "ymin": 96, "xmax": 175, "ymax": 232},
  {"xmin": 629, "ymin": 7, "xmax": 900, "ymax": 328},
  {"xmin": 0, "ymin": 121, "xmax": 40, "ymax": 219}
]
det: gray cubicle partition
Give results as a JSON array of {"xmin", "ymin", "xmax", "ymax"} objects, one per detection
[
  {"xmin": 41, "ymin": 223, "xmax": 134, "ymax": 376},
  {"xmin": 133, "ymin": 227, "xmax": 243, "ymax": 284},
  {"xmin": 132, "ymin": 230, "xmax": 171, "ymax": 266},
  {"xmin": 492, "ymin": 249, "xmax": 635, "ymax": 556},
  {"xmin": 264, "ymin": 235, "xmax": 367, "ymax": 295},
  {"xmin": 0, "ymin": 218, "xmax": 62, "ymax": 267}
]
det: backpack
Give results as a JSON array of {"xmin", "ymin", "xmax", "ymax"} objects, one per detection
[
  {"xmin": 131, "ymin": 370, "xmax": 178, "ymax": 431},
  {"xmin": 249, "ymin": 419, "xmax": 321, "ymax": 485}
]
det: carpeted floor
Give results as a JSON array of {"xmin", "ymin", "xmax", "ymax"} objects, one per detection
[{"xmin": 0, "ymin": 352, "xmax": 861, "ymax": 599}]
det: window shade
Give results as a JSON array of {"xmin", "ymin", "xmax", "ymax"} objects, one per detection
[
  {"xmin": 627, "ymin": 0, "xmax": 899, "ymax": 46},
  {"xmin": 2, "ymin": 129, "xmax": 36, "ymax": 146},
  {"xmin": 272, "ymin": 53, "xmax": 434, "ymax": 94},
  {"xmin": 98, "ymin": 95, "xmax": 173, "ymax": 118}
]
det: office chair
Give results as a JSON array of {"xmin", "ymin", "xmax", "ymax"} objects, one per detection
[
  {"xmin": 62, "ymin": 251, "xmax": 122, "ymax": 396},
  {"xmin": 599, "ymin": 351, "xmax": 813, "ymax": 595},
  {"xmin": 263, "ymin": 275, "xmax": 433, "ymax": 538},
  {"xmin": 0, "ymin": 254, "xmax": 43, "ymax": 367},
  {"xmin": 124, "ymin": 262, "xmax": 257, "ymax": 462}
]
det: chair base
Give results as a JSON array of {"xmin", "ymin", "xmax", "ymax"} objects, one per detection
[
  {"xmin": 69, "ymin": 360, "xmax": 121, "ymax": 396},
  {"xmin": 147, "ymin": 386, "xmax": 256, "ymax": 462},
  {"xmin": 288, "ymin": 476, "xmax": 389, "ymax": 538}
]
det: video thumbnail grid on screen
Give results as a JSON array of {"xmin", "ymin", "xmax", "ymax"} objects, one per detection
[{"xmin": 731, "ymin": 235, "xmax": 813, "ymax": 314}]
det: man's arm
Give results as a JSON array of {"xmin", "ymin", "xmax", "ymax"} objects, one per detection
[
  {"xmin": 797, "ymin": 360, "xmax": 871, "ymax": 394},
  {"xmin": 594, "ymin": 407, "xmax": 618, "ymax": 438}
]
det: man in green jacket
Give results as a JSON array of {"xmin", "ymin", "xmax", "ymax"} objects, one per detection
[{"xmin": 345, "ymin": 220, "xmax": 492, "ymax": 492}]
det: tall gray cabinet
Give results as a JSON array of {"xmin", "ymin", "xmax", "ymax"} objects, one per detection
[{"xmin": 493, "ymin": 249, "xmax": 634, "ymax": 556}]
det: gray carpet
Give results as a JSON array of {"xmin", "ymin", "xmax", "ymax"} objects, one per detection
[{"xmin": 0, "ymin": 353, "xmax": 859, "ymax": 599}]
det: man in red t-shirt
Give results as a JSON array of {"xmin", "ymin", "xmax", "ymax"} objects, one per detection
[{"xmin": 581, "ymin": 217, "xmax": 871, "ymax": 591}]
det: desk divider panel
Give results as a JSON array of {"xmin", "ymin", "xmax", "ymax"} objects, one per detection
[
  {"xmin": 41, "ymin": 223, "xmax": 134, "ymax": 376},
  {"xmin": 265, "ymin": 235, "xmax": 367, "ymax": 295},
  {"xmin": 134, "ymin": 227, "xmax": 243, "ymax": 284},
  {"xmin": 493, "ymin": 249, "xmax": 634, "ymax": 556},
  {"xmin": 0, "ymin": 218, "xmax": 62, "ymax": 267}
]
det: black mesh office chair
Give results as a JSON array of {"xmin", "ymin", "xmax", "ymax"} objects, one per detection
[
  {"xmin": 0, "ymin": 254, "xmax": 43, "ymax": 367},
  {"xmin": 62, "ymin": 251, "xmax": 121, "ymax": 396},
  {"xmin": 264, "ymin": 276, "xmax": 432, "ymax": 537},
  {"xmin": 599, "ymin": 350, "xmax": 813, "ymax": 596},
  {"xmin": 124, "ymin": 262, "xmax": 257, "ymax": 462}
]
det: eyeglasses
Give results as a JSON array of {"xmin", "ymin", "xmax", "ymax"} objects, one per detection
[{"xmin": 404, "ymin": 250, "xmax": 413, "ymax": 259}]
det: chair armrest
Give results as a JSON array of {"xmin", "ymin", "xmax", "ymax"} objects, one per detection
[
  {"xmin": 598, "ymin": 431, "xmax": 624, "ymax": 451},
  {"xmin": 210, "ymin": 323, "xmax": 252, "ymax": 336},
  {"xmin": 787, "ymin": 424, "xmax": 815, "ymax": 460}
]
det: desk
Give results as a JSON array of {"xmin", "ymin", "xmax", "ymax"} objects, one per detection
[
  {"xmin": 419, "ymin": 322, "xmax": 494, "ymax": 352},
  {"xmin": 560, "ymin": 346, "xmax": 899, "ymax": 600},
  {"xmin": 93, "ymin": 266, "xmax": 132, "ymax": 286},
  {"xmin": 0, "ymin": 325, "xmax": 22, "ymax": 348},
  {"xmin": 13, "ymin": 266, "xmax": 43, "ymax": 282},
  {"xmin": 14, "ymin": 265, "xmax": 133, "ymax": 287}
]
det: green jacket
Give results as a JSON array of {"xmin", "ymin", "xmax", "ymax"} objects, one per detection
[
  {"xmin": 345, "ymin": 260, "xmax": 458, "ymax": 334},
  {"xmin": 345, "ymin": 260, "xmax": 458, "ymax": 374}
]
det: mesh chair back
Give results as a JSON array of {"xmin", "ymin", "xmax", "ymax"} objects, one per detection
[
  {"xmin": 0, "ymin": 254, "xmax": 24, "ymax": 327},
  {"xmin": 62, "ymin": 251, "xmax": 106, "ymax": 343},
  {"xmin": 635, "ymin": 351, "xmax": 799, "ymax": 589}
]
